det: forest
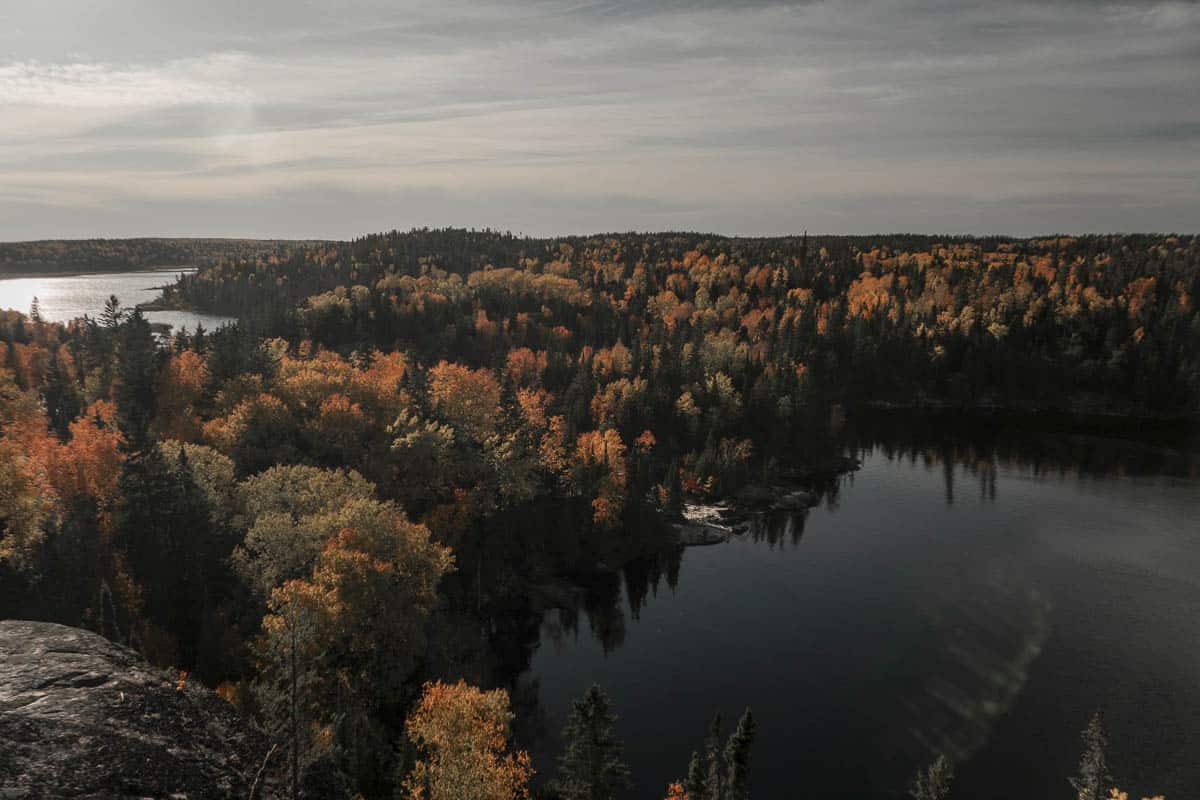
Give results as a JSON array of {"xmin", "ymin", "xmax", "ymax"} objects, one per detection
[
  {"xmin": 1, "ymin": 229, "xmax": 1194, "ymax": 799},
  {"xmin": 0, "ymin": 238, "xmax": 310, "ymax": 275}
]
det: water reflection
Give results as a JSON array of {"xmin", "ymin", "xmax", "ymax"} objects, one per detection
[
  {"xmin": 443, "ymin": 414, "xmax": 1199, "ymax": 799},
  {"xmin": 0, "ymin": 269, "xmax": 234, "ymax": 333}
]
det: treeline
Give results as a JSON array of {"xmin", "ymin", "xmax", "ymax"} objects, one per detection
[
  {"xmin": 0, "ymin": 237, "xmax": 315, "ymax": 275},
  {"xmin": 169, "ymin": 229, "xmax": 1200, "ymax": 418},
  {"xmin": 1, "ymin": 223, "xmax": 1193, "ymax": 797}
]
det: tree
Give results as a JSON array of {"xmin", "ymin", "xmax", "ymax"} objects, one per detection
[
  {"xmin": 682, "ymin": 709, "xmax": 755, "ymax": 800},
  {"xmin": 427, "ymin": 361, "xmax": 502, "ymax": 442},
  {"xmin": 724, "ymin": 709, "xmax": 755, "ymax": 800},
  {"xmin": 664, "ymin": 783, "xmax": 690, "ymax": 800},
  {"xmin": 114, "ymin": 310, "xmax": 159, "ymax": 455},
  {"xmin": 555, "ymin": 684, "xmax": 631, "ymax": 800},
  {"xmin": 0, "ymin": 437, "xmax": 55, "ymax": 572},
  {"xmin": 256, "ymin": 578, "xmax": 331, "ymax": 800},
  {"xmin": 100, "ymin": 294, "xmax": 124, "ymax": 330},
  {"xmin": 1070, "ymin": 712, "xmax": 1112, "ymax": 800},
  {"xmin": 249, "ymin": 484, "xmax": 453, "ymax": 795},
  {"xmin": 113, "ymin": 442, "xmax": 222, "ymax": 666},
  {"xmin": 403, "ymin": 680, "xmax": 533, "ymax": 800},
  {"xmin": 908, "ymin": 754, "xmax": 953, "ymax": 800},
  {"xmin": 43, "ymin": 347, "xmax": 81, "ymax": 439}
]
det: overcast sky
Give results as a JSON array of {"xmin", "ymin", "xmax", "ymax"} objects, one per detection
[{"xmin": 1, "ymin": 0, "xmax": 1197, "ymax": 240}]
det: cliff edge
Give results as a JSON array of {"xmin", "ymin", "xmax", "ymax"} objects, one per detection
[{"xmin": 0, "ymin": 620, "xmax": 266, "ymax": 799}]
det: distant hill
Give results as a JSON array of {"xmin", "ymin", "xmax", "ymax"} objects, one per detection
[
  {"xmin": 166, "ymin": 228, "xmax": 1200, "ymax": 418},
  {"xmin": 0, "ymin": 237, "xmax": 323, "ymax": 276}
]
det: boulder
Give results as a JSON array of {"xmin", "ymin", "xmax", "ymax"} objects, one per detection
[
  {"xmin": 672, "ymin": 522, "xmax": 729, "ymax": 546},
  {"xmin": 771, "ymin": 490, "xmax": 816, "ymax": 511},
  {"xmin": 0, "ymin": 620, "xmax": 268, "ymax": 799}
]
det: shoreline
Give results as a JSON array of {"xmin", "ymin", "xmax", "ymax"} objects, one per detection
[{"xmin": 0, "ymin": 265, "xmax": 197, "ymax": 281}]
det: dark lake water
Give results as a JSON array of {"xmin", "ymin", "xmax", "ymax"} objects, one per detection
[
  {"xmin": 0, "ymin": 269, "xmax": 233, "ymax": 333},
  {"xmin": 519, "ymin": 426, "xmax": 1200, "ymax": 799}
]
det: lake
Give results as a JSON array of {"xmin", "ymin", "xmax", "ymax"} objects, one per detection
[
  {"xmin": 0, "ymin": 268, "xmax": 234, "ymax": 333},
  {"xmin": 518, "ymin": 422, "xmax": 1200, "ymax": 799}
]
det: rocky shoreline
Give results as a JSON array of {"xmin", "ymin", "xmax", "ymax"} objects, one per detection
[{"xmin": 671, "ymin": 455, "xmax": 861, "ymax": 547}]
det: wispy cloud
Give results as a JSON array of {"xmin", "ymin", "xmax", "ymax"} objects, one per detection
[{"xmin": 0, "ymin": 56, "xmax": 253, "ymax": 109}]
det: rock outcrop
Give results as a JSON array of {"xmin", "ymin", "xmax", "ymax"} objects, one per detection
[{"xmin": 0, "ymin": 620, "xmax": 267, "ymax": 799}]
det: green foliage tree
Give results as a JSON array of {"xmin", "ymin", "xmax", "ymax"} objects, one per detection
[
  {"xmin": 682, "ymin": 708, "xmax": 756, "ymax": 800},
  {"xmin": 555, "ymin": 684, "xmax": 632, "ymax": 800},
  {"xmin": 908, "ymin": 754, "xmax": 954, "ymax": 800},
  {"xmin": 1070, "ymin": 712, "xmax": 1112, "ymax": 800},
  {"xmin": 43, "ymin": 347, "xmax": 81, "ymax": 439},
  {"xmin": 114, "ymin": 309, "xmax": 158, "ymax": 455}
]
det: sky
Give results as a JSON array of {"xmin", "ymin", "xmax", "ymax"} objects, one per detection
[{"xmin": 1, "ymin": 0, "xmax": 1197, "ymax": 240}]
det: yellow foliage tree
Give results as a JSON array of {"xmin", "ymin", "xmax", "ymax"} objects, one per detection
[
  {"xmin": 428, "ymin": 361, "xmax": 502, "ymax": 442},
  {"xmin": 404, "ymin": 680, "xmax": 533, "ymax": 800}
]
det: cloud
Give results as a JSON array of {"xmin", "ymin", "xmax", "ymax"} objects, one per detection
[
  {"xmin": 0, "ymin": 0, "xmax": 1196, "ymax": 238},
  {"xmin": 0, "ymin": 56, "xmax": 253, "ymax": 109}
]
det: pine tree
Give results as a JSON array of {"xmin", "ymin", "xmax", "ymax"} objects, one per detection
[
  {"xmin": 724, "ymin": 709, "xmax": 755, "ymax": 800},
  {"xmin": 684, "ymin": 751, "xmax": 708, "ymax": 800},
  {"xmin": 114, "ymin": 310, "xmax": 159, "ymax": 455},
  {"xmin": 1070, "ymin": 712, "xmax": 1111, "ymax": 800},
  {"xmin": 100, "ymin": 294, "xmax": 124, "ymax": 330},
  {"xmin": 556, "ymin": 684, "xmax": 632, "ymax": 800},
  {"xmin": 44, "ymin": 347, "xmax": 81, "ymax": 438},
  {"xmin": 29, "ymin": 296, "xmax": 42, "ymax": 324},
  {"xmin": 680, "ymin": 708, "xmax": 755, "ymax": 800},
  {"xmin": 704, "ymin": 714, "xmax": 724, "ymax": 800},
  {"xmin": 664, "ymin": 456, "xmax": 683, "ymax": 519},
  {"xmin": 908, "ymin": 754, "xmax": 953, "ymax": 800}
]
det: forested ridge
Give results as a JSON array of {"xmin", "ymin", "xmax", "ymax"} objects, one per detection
[
  {"xmin": 169, "ymin": 229, "xmax": 1200, "ymax": 418},
  {"xmin": 0, "ymin": 238, "xmax": 313, "ymax": 275},
  {"xmin": 0, "ymin": 227, "xmax": 1192, "ymax": 799}
]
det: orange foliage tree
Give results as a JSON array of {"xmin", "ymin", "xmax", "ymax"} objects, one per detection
[
  {"xmin": 428, "ymin": 361, "xmax": 502, "ymax": 442},
  {"xmin": 403, "ymin": 680, "xmax": 533, "ymax": 800}
]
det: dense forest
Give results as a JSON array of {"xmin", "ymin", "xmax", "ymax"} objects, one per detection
[
  {"xmin": 1, "ymin": 228, "xmax": 1193, "ymax": 799},
  {"xmin": 0, "ymin": 238, "xmax": 312, "ymax": 275},
  {"xmin": 168, "ymin": 230, "xmax": 1200, "ymax": 418}
]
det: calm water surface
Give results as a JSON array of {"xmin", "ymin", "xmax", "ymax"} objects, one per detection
[
  {"xmin": 0, "ymin": 269, "xmax": 233, "ymax": 332},
  {"xmin": 524, "ymin": 440, "xmax": 1200, "ymax": 799}
]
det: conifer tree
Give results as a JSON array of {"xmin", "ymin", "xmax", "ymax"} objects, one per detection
[
  {"xmin": 1070, "ymin": 712, "xmax": 1111, "ymax": 800},
  {"xmin": 704, "ymin": 714, "xmax": 724, "ymax": 800},
  {"xmin": 556, "ymin": 684, "xmax": 632, "ymax": 800},
  {"xmin": 43, "ymin": 347, "xmax": 81, "ymax": 438},
  {"xmin": 114, "ymin": 310, "xmax": 158, "ymax": 455},
  {"xmin": 681, "ymin": 709, "xmax": 756, "ymax": 800},
  {"xmin": 908, "ymin": 754, "xmax": 953, "ymax": 800},
  {"xmin": 100, "ymin": 294, "xmax": 124, "ymax": 330},
  {"xmin": 724, "ymin": 709, "xmax": 755, "ymax": 800},
  {"xmin": 684, "ymin": 752, "xmax": 707, "ymax": 800}
]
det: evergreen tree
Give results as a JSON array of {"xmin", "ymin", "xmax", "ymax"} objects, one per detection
[
  {"xmin": 724, "ymin": 709, "xmax": 755, "ymax": 800},
  {"xmin": 908, "ymin": 754, "xmax": 953, "ymax": 800},
  {"xmin": 114, "ymin": 310, "xmax": 158, "ymax": 455},
  {"xmin": 100, "ymin": 294, "xmax": 124, "ymax": 330},
  {"xmin": 680, "ymin": 709, "xmax": 755, "ymax": 800},
  {"xmin": 43, "ymin": 347, "xmax": 81, "ymax": 438},
  {"xmin": 664, "ymin": 456, "xmax": 683, "ymax": 519},
  {"xmin": 1070, "ymin": 712, "xmax": 1111, "ymax": 800},
  {"xmin": 684, "ymin": 751, "xmax": 708, "ymax": 800},
  {"xmin": 29, "ymin": 296, "xmax": 42, "ymax": 324},
  {"xmin": 556, "ymin": 684, "xmax": 632, "ymax": 800},
  {"xmin": 704, "ymin": 714, "xmax": 724, "ymax": 800}
]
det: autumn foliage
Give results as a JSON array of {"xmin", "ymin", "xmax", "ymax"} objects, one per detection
[{"xmin": 403, "ymin": 680, "xmax": 533, "ymax": 800}]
